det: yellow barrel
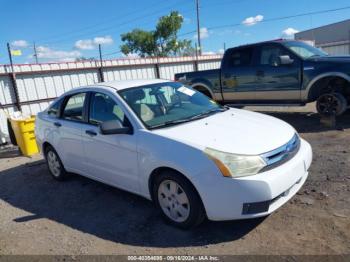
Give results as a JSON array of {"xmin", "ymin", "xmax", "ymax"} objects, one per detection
[{"xmin": 10, "ymin": 116, "xmax": 39, "ymax": 156}]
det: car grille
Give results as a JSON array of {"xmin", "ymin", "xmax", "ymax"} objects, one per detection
[{"xmin": 260, "ymin": 134, "xmax": 300, "ymax": 172}]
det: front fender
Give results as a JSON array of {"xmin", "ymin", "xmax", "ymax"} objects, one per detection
[
  {"xmin": 136, "ymin": 130, "xmax": 220, "ymax": 199},
  {"xmin": 302, "ymin": 72, "xmax": 350, "ymax": 101}
]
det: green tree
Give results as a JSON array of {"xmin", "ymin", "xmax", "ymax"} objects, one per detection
[{"xmin": 120, "ymin": 11, "xmax": 194, "ymax": 57}]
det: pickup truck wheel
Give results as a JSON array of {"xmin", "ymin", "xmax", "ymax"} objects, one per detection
[
  {"xmin": 153, "ymin": 171, "xmax": 206, "ymax": 229},
  {"xmin": 316, "ymin": 93, "xmax": 348, "ymax": 116},
  {"xmin": 45, "ymin": 146, "xmax": 67, "ymax": 181}
]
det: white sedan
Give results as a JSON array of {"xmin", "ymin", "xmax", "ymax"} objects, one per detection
[{"xmin": 35, "ymin": 79, "xmax": 312, "ymax": 228}]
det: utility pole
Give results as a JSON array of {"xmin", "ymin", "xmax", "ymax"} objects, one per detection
[
  {"xmin": 33, "ymin": 42, "xmax": 38, "ymax": 64},
  {"xmin": 98, "ymin": 44, "xmax": 105, "ymax": 82},
  {"xmin": 195, "ymin": 0, "xmax": 202, "ymax": 55},
  {"xmin": 224, "ymin": 42, "xmax": 226, "ymax": 52},
  {"xmin": 6, "ymin": 43, "xmax": 21, "ymax": 111}
]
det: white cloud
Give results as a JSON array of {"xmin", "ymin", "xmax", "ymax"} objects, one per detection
[
  {"xmin": 75, "ymin": 35, "xmax": 114, "ymax": 50},
  {"xmin": 11, "ymin": 40, "xmax": 29, "ymax": 48},
  {"xmin": 126, "ymin": 53, "xmax": 140, "ymax": 58},
  {"xmin": 36, "ymin": 46, "xmax": 81, "ymax": 61},
  {"xmin": 242, "ymin": 15, "xmax": 264, "ymax": 26},
  {"xmin": 202, "ymin": 51, "xmax": 216, "ymax": 55},
  {"xmin": 74, "ymin": 40, "xmax": 95, "ymax": 50},
  {"xmin": 193, "ymin": 27, "xmax": 210, "ymax": 40},
  {"xmin": 282, "ymin": 27, "xmax": 299, "ymax": 37},
  {"xmin": 218, "ymin": 49, "xmax": 225, "ymax": 54},
  {"xmin": 93, "ymin": 36, "xmax": 114, "ymax": 45}
]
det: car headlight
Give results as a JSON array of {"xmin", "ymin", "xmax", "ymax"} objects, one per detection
[{"xmin": 204, "ymin": 148, "xmax": 267, "ymax": 178}]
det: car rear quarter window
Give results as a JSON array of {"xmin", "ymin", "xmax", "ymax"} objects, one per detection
[
  {"xmin": 62, "ymin": 93, "xmax": 86, "ymax": 121},
  {"xmin": 47, "ymin": 98, "xmax": 63, "ymax": 117}
]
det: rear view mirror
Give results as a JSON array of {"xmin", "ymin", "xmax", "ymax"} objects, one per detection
[
  {"xmin": 100, "ymin": 120, "xmax": 132, "ymax": 135},
  {"xmin": 279, "ymin": 55, "xmax": 294, "ymax": 65}
]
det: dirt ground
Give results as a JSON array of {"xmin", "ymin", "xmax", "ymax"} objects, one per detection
[{"xmin": 0, "ymin": 104, "xmax": 349, "ymax": 255}]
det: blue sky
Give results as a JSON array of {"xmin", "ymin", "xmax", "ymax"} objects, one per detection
[{"xmin": 1, "ymin": 0, "xmax": 350, "ymax": 64}]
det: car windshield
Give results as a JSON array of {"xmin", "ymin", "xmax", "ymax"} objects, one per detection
[
  {"xmin": 283, "ymin": 41, "xmax": 328, "ymax": 59},
  {"xmin": 119, "ymin": 82, "xmax": 227, "ymax": 129}
]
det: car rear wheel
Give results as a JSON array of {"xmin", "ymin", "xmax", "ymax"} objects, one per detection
[
  {"xmin": 153, "ymin": 170, "xmax": 205, "ymax": 229},
  {"xmin": 316, "ymin": 92, "xmax": 348, "ymax": 116},
  {"xmin": 45, "ymin": 146, "xmax": 67, "ymax": 180}
]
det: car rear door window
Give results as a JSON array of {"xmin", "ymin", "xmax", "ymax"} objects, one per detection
[
  {"xmin": 62, "ymin": 93, "xmax": 86, "ymax": 121},
  {"xmin": 89, "ymin": 92, "xmax": 126, "ymax": 125}
]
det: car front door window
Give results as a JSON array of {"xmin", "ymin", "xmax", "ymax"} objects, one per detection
[{"xmin": 89, "ymin": 92, "xmax": 126, "ymax": 126}]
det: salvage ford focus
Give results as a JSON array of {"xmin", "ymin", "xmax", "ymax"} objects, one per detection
[{"xmin": 35, "ymin": 79, "xmax": 312, "ymax": 228}]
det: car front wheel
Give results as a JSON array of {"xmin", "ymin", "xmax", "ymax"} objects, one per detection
[
  {"xmin": 45, "ymin": 146, "xmax": 67, "ymax": 180},
  {"xmin": 153, "ymin": 171, "xmax": 205, "ymax": 229}
]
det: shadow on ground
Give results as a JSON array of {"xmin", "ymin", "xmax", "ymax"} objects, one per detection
[
  {"xmin": 0, "ymin": 161, "xmax": 264, "ymax": 247},
  {"xmin": 259, "ymin": 111, "xmax": 350, "ymax": 133},
  {"xmin": 3, "ymin": 111, "xmax": 348, "ymax": 247},
  {"xmin": 0, "ymin": 146, "xmax": 21, "ymax": 159}
]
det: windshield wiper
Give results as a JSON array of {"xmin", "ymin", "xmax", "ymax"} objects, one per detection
[
  {"xmin": 308, "ymin": 54, "xmax": 322, "ymax": 58},
  {"xmin": 150, "ymin": 107, "xmax": 228, "ymax": 129},
  {"xmin": 189, "ymin": 107, "xmax": 228, "ymax": 120}
]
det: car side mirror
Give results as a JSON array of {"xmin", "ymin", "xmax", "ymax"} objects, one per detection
[
  {"xmin": 279, "ymin": 55, "xmax": 294, "ymax": 65},
  {"xmin": 100, "ymin": 120, "xmax": 132, "ymax": 135}
]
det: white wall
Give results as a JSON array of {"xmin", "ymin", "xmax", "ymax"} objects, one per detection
[
  {"xmin": 321, "ymin": 44, "xmax": 350, "ymax": 55},
  {"xmin": 0, "ymin": 55, "xmax": 222, "ymax": 141}
]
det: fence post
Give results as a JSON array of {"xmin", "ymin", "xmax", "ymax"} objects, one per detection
[
  {"xmin": 6, "ymin": 43, "xmax": 21, "ymax": 111},
  {"xmin": 154, "ymin": 57, "xmax": 161, "ymax": 79},
  {"xmin": 98, "ymin": 44, "xmax": 105, "ymax": 82}
]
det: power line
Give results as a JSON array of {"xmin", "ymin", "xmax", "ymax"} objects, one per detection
[
  {"xmin": 178, "ymin": 5, "xmax": 350, "ymax": 38},
  {"xmin": 102, "ymin": 50, "xmax": 123, "ymax": 57},
  {"xmin": 209, "ymin": 5, "xmax": 350, "ymax": 30},
  {"xmin": 36, "ymin": 0, "xmax": 165, "ymax": 42},
  {"xmin": 41, "ymin": 0, "xmax": 192, "ymax": 46}
]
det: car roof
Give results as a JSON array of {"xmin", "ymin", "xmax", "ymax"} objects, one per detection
[
  {"xmin": 94, "ymin": 78, "xmax": 170, "ymax": 91},
  {"xmin": 229, "ymin": 39, "xmax": 297, "ymax": 50}
]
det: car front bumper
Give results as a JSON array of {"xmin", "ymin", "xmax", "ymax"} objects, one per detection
[{"xmin": 192, "ymin": 138, "xmax": 312, "ymax": 221}]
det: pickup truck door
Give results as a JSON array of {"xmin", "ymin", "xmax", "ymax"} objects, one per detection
[
  {"xmin": 220, "ymin": 47, "xmax": 258, "ymax": 101},
  {"xmin": 254, "ymin": 44, "xmax": 301, "ymax": 101}
]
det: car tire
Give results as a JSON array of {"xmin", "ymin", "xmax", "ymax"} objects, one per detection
[
  {"xmin": 45, "ymin": 145, "xmax": 67, "ymax": 181},
  {"xmin": 316, "ymin": 92, "xmax": 348, "ymax": 116},
  {"xmin": 153, "ymin": 170, "xmax": 206, "ymax": 229}
]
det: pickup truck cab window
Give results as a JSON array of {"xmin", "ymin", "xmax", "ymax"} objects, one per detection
[
  {"xmin": 62, "ymin": 92, "xmax": 86, "ymax": 122},
  {"xmin": 259, "ymin": 45, "xmax": 290, "ymax": 66},
  {"xmin": 226, "ymin": 48, "xmax": 253, "ymax": 67}
]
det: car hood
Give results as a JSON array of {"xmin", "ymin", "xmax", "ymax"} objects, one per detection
[
  {"xmin": 152, "ymin": 108, "xmax": 296, "ymax": 155},
  {"xmin": 307, "ymin": 55, "xmax": 350, "ymax": 63}
]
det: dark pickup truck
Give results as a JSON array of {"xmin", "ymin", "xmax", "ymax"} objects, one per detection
[{"xmin": 175, "ymin": 39, "xmax": 350, "ymax": 116}]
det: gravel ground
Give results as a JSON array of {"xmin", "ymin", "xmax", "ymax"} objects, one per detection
[{"xmin": 0, "ymin": 104, "xmax": 349, "ymax": 255}]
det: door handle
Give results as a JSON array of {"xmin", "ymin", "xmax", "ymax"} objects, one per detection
[
  {"xmin": 85, "ymin": 130, "xmax": 97, "ymax": 136},
  {"xmin": 54, "ymin": 122, "xmax": 61, "ymax": 127}
]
